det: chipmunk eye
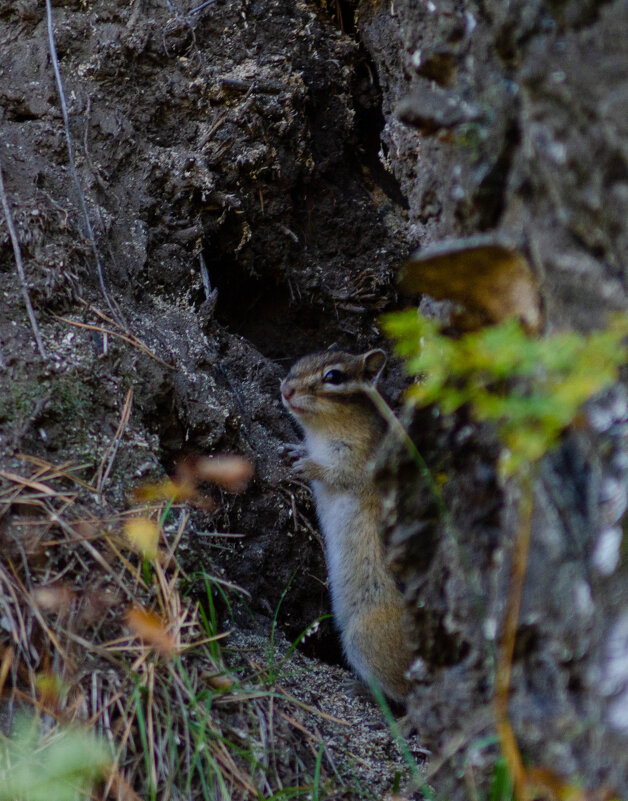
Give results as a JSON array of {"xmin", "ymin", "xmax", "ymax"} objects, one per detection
[{"xmin": 322, "ymin": 369, "xmax": 347, "ymax": 385}]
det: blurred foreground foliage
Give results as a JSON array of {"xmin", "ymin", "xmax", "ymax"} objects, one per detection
[
  {"xmin": 383, "ymin": 306, "xmax": 628, "ymax": 799},
  {"xmin": 383, "ymin": 310, "xmax": 628, "ymax": 476},
  {"xmin": 0, "ymin": 715, "xmax": 110, "ymax": 801}
]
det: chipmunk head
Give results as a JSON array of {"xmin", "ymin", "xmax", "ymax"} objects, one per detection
[{"xmin": 280, "ymin": 349, "xmax": 386, "ymax": 431}]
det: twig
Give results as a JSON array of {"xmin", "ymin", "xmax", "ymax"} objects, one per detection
[
  {"xmin": 94, "ymin": 387, "xmax": 134, "ymax": 494},
  {"xmin": 51, "ymin": 510, "xmax": 138, "ymax": 602},
  {"xmin": 54, "ymin": 315, "xmax": 174, "ymax": 369},
  {"xmin": 422, "ymin": 711, "xmax": 492, "ymax": 783},
  {"xmin": 366, "ymin": 384, "xmax": 448, "ymax": 518},
  {"xmin": 0, "ymin": 162, "xmax": 48, "ymax": 360},
  {"xmin": 45, "ymin": 0, "xmax": 123, "ymax": 327},
  {"xmin": 275, "ymin": 686, "xmax": 350, "ymax": 726},
  {"xmin": 188, "ymin": 0, "xmax": 219, "ymax": 15}
]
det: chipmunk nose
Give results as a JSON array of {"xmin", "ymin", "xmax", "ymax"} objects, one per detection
[{"xmin": 281, "ymin": 381, "xmax": 295, "ymax": 401}]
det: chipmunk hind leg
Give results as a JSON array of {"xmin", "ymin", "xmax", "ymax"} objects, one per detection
[{"xmin": 343, "ymin": 604, "xmax": 413, "ymax": 705}]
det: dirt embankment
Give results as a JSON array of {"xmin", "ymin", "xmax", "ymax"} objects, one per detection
[{"xmin": 0, "ymin": 0, "xmax": 408, "ymax": 648}]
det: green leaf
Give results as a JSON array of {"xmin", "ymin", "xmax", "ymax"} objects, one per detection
[
  {"xmin": 488, "ymin": 757, "xmax": 514, "ymax": 801},
  {"xmin": 383, "ymin": 308, "xmax": 628, "ymax": 475},
  {"xmin": 0, "ymin": 715, "xmax": 111, "ymax": 801}
]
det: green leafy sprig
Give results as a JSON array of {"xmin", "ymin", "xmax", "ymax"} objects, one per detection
[{"xmin": 382, "ymin": 310, "xmax": 628, "ymax": 476}]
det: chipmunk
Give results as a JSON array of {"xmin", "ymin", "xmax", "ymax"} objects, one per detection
[{"xmin": 280, "ymin": 349, "xmax": 413, "ymax": 703}]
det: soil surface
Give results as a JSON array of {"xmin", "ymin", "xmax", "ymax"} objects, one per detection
[
  {"xmin": 0, "ymin": 0, "xmax": 407, "ymax": 661},
  {"xmin": 1, "ymin": 0, "xmax": 627, "ymax": 798}
]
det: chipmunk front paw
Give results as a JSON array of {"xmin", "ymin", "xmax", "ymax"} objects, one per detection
[
  {"xmin": 282, "ymin": 443, "xmax": 307, "ymax": 462},
  {"xmin": 280, "ymin": 442, "xmax": 330, "ymax": 483},
  {"xmin": 280, "ymin": 443, "xmax": 313, "ymax": 479},
  {"xmin": 293, "ymin": 455, "xmax": 321, "ymax": 481}
]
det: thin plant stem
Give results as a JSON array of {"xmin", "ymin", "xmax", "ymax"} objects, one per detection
[
  {"xmin": 494, "ymin": 467, "xmax": 535, "ymax": 800},
  {"xmin": 45, "ymin": 0, "xmax": 123, "ymax": 327},
  {"xmin": 365, "ymin": 384, "xmax": 448, "ymax": 518},
  {"xmin": 0, "ymin": 162, "xmax": 48, "ymax": 361}
]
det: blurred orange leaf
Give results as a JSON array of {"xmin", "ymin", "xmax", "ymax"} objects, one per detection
[
  {"xmin": 125, "ymin": 606, "xmax": 176, "ymax": 655},
  {"xmin": 123, "ymin": 517, "xmax": 160, "ymax": 560},
  {"xmin": 36, "ymin": 672, "xmax": 65, "ymax": 705},
  {"xmin": 527, "ymin": 768, "xmax": 620, "ymax": 801},
  {"xmin": 178, "ymin": 455, "xmax": 254, "ymax": 493},
  {"xmin": 206, "ymin": 673, "xmax": 234, "ymax": 691},
  {"xmin": 71, "ymin": 520, "xmax": 98, "ymax": 539},
  {"xmin": 108, "ymin": 770, "xmax": 145, "ymax": 801},
  {"xmin": 400, "ymin": 236, "xmax": 542, "ymax": 332},
  {"xmin": 131, "ymin": 478, "xmax": 196, "ymax": 503},
  {"xmin": 79, "ymin": 587, "xmax": 119, "ymax": 627},
  {"xmin": 34, "ymin": 584, "xmax": 76, "ymax": 614}
]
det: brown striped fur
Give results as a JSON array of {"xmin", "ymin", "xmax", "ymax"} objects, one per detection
[{"xmin": 280, "ymin": 350, "xmax": 412, "ymax": 703}]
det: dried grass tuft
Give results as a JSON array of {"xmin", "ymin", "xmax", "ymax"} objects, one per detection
[{"xmin": 0, "ymin": 452, "xmax": 370, "ymax": 800}]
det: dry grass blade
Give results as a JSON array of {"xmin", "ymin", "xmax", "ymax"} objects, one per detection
[
  {"xmin": 0, "ymin": 469, "xmax": 63, "ymax": 497},
  {"xmin": 85, "ymin": 303, "xmax": 177, "ymax": 363},
  {"xmin": 94, "ymin": 387, "xmax": 133, "ymax": 493},
  {"xmin": 1, "ymin": 450, "xmax": 387, "ymax": 801},
  {"xmin": 279, "ymin": 710, "xmax": 319, "ymax": 750},
  {"xmin": 4, "ymin": 561, "xmax": 69, "ymax": 662},
  {"xmin": 422, "ymin": 712, "xmax": 491, "ymax": 783},
  {"xmin": 146, "ymin": 663, "xmax": 157, "ymax": 789},
  {"xmin": 0, "ymin": 646, "xmax": 13, "ymax": 696},
  {"xmin": 55, "ymin": 315, "xmax": 174, "ymax": 369},
  {"xmin": 276, "ymin": 686, "xmax": 350, "ymax": 726},
  {"xmin": 162, "ymin": 508, "xmax": 189, "ymax": 570},
  {"xmin": 494, "ymin": 472, "xmax": 534, "ymax": 800},
  {"xmin": 54, "ymin": 512, "xmax": 138, "ymax": 602},
  {"xmin": 106, "ymin": 769, "xmax": 145, "ymax": 801},
  {"xmin": 0, "ymin": 161, "xmax": 47, "ymax": 360},
  {"xmin": 17, "ymin": 454, "xmax": 97, "ymax": 492},
  {"xmin": 0, "ymin": 573, "xmax": 32, "ymax": 672},
  {"xmin": 125, "ymin": 606, "xmax": 177, "ymax": 655}
]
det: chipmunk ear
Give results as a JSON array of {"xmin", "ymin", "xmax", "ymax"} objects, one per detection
[{"xmin": 362, "ymin": 349, "xmax": 387, "ymax": 384}]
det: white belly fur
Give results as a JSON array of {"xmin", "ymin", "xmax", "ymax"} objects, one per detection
[
  {"xmin": 312, "ymin": 482, "xmax": 360, "ymax": 632},
  {"xmin": 304, "ymin": 430, "xmax": 381, "ymax": 672}
]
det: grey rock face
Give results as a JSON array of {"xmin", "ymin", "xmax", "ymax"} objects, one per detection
[{"xmin": 361, "ymin": 0, "xmax": 628, "ymax": 795}]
